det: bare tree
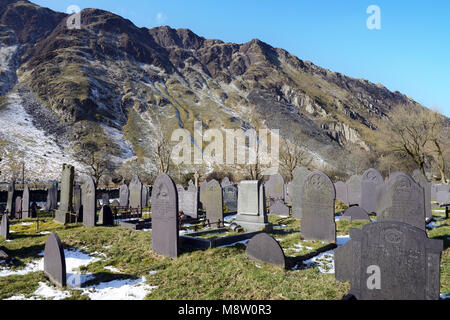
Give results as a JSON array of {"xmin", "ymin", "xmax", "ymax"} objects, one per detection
[
  {"xmin": 279, "ymin": 137, "xmax": 312, "ymax": 181},
  {"xmin": 428, "ymin": 115, "xmax": 450, "ymax": 183}
]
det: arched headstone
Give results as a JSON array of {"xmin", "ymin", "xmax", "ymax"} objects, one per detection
[
  {"xmin": 0, "ymin": 214, "xmax": 10, "ymax": 240},
  {"xmin": 129, "ymin": 175, "xmax": 142, "ymax": 210},
  {"xmin": 82, "ymin": 176, "xmax": 96, "ymax": 227},
  {"xmin": 245, "ymin": 233, "xmax": 285, "ymax": 268},
  {"xmin": 44, "ymin": 233, "xmax": 66, "ymax": 287},
  {"xmin": 45, "ymin": 183, "xmax": 58, "ymax": 211},
  {"xmin": 151, "ymin": 174, "xmax": 179, "ymax": 258},
  {"xmin": 300, "ymin": 171, "xmax": 336, "ymax": 243},
  {"xmin": 335, "ymin": 181, "xmax": 349, "ymax": 205},
  {"xmin": 361, "ymin": 169, "xmax": 384, "ymax": 214},
  {"xmin": 119, "ymin": 184, "xmax": 129, "ymax": 207},
  {"xmin": 347, "ymin": 175, "xmax": 362, "ymax": 207},
  {"xmin": 22, "ymin": 185, "xmax": 30, "ymax": 219},
  {"xmin": 292, "ymin": 167, "xmax": 311, "ymax": 219},
  {"xmin": 204, "ymin": 180, "xmax": 223, "ymax": 225}
]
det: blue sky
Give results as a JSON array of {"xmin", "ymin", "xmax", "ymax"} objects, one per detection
[{"xmin": 34, "ymin": 0, "xmax": 450, "ymax": 117}]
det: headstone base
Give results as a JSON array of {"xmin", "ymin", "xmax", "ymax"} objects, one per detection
[{"xmin": 234, "ymin": 220, "xmax": 273, "ymax": 232}]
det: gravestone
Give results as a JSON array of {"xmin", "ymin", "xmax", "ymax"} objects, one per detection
[
  {"xmin": 377, "ymin": 172, "xmax": 426, "ymax": 231},
  {"xmin": 176, "ymin": 185, "xmax": 185, "ymax": 214},
  {"xmin": 102, "ymin": 193, "xmax": 110, "ymax": 206},
  {"xmin": 347, "ymin": 175, "xmax": 362, "ymax": 207},
  {"xmin": 334, "ymin": 181, "xmax": 349, "ymax": 205},
  {"xmin": 6, "ymin": 181, "xmax": 15, "ymax": 217},
  {"xmin": 199, "ymin": 180, "xmax": 208, "ymax": 209},
  {"xmin": 0, "ymin": 214, "xmax": 9, "ymax": 240},
  {"xmin": 182, "ymin": 190, "xmax": 198, "ymax": 219},
  {"xmin": 412, "ymin": 170, "xmax": 432, "ymax": 221},
  {"xmin": 245, "ymin": 233, "xmax": 285, "ymax": 268},
  {"xmin": 44, "ymin": 233, "xmax": 66, "ymax": 287},
  {"xmin": 55, "ymin": 164, "xmax": 74, "ymax": 224},
  {"xmin": 223, "ymin": 184, "xmax": 238, "ymax": 212},
  {"xmin": 265, "ymin": 173, "xmax": 285, "ymax": 204},
  {"xmin": 22, "ymin": 185, "xmax": 30, "ymax": 219},
  {"xmin": 204, "ymin": 180, "xmax": 224, "ymax": 225},
  {"xmin": 436, "ymin": 184, "xmax": 450, "ymax": 205},
  {"xmin": 151, "ymin": 173, "xmax": 179, "ymax": 258},
  {"xmin": 221, "ymin": 177, "xmax": 232, "ymax": 188},
  {"xmin": 431, "ymin": 183, "xmax": 437, "ymax": 200},
  {"xmin": 30, "ymin": 202, "xmax": 37, "ymax": 218},
  {"xmin": 72, "ymin": 185, "xmax": 82, "ymax": 219},
  {"xmin": 361, "ymin": 169, "xmax": 383, "ymax": 214},
  {"xmin": 45, "ymin": 182, "xmax": 58, "ymax": 211},
  {"xmin": 119, "ymin": 184, "xmax": 129, "ymax": 207},
  {"xmin": 340, "ymin": 206, "xmax": 371, "ymax": 222},
  {"xmin": 187, "ymin": 180, "xmax": 196, "ymax": 193},
  {"xmin": 339, "ymin": 221, "xmax": 443, "ymax": 300},
  {"xmin": 235, "ymin": 181, "xmax": 271, "ymax": 232},
  {"xmin": 15, "ymin": 196, "xmax": 22, "ymax": 219},
  {"xmin": 270, "ymin": 199, "xmax": 290, "ymax": 217},
  {"xmin": 99, "ymin": 206, "xmax": 114, "ymax": 226},
  {"xmin": 292, "ymin": 167, "xmax": 311, "ymax": 219},
  {"xmin": 82, "ymin": 176, "xmax": 96, "ymax": 227},
  {"xmin": 129, "ymin": 175, "xmax": 142, "ymax": 210},
  {"xmin": 141, "ymin": 186, "xmax": 149, "ymax": 208},
  {"xmin": 300, "ymin": 171, "xmax": 336, "ymax": 243},
  {"xmin": 285, "ymin": 182, "xmax": 292, "ymax": 203}
]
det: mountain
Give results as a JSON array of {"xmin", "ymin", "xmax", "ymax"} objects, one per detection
[{"xmin": 0, "ymin": 0, "xmax": 436, "ymax": 180}]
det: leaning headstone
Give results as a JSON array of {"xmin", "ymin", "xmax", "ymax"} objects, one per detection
[
  {"xmin": 15, "ymin": 196, "xmax": 22, "ymax": 219},
  {"xmin": 361, "ymin": 169, "xmax": 383, "ymax": 214},
  {"xmin": 6, "ymin": 181, "xmax": 15, "ymax": 217},
  {"xmin": 81, "ymin": 176, "xmax": 96, "ymax": 227},
  {"xmin": 0, "ymin": 214, "xmax": 9, "ymax": 240},
  {"xmin": 99, "ymin": 205, "xmax": 114, "ymax": 226},
  {"xmin": 340, "ymin": 221, "xmax": 443, "ymax": 300},
  {"xmin": 22, "ymin": 185, "xmax": 30, "ymax": 219},
  {"xmin": 235, "ymin": 181, "xmax": 271, "ymax": 232},
  {"xmin": 45, "ymin": 182, "xmax": 58, "ymax": 211},
  {"xmin": 334, "ymin": 181, "xmax": 349, "ymax": 205},
  {"xmin": 377, "ymin": 172, "xmax": 425, "ymax": 231},
  {"xmin": 340, "ymin": 206, "xmax": 371, "ymax": 222},
  {"xmin": 300, "ymin": 171, "xmax": 336, "ymax": 243},
  {"xmin": 412, "ymin": 170, "xmax": 432, "ymax": 221},
  {"xmin": 223, "ymin": 184, "xmax": 238, "ymax": 213},
  {"xmin": 129, "ymin": 175, "xmax": 142, "ymax": 210},
  {"xmin": 119, "ymin": 184, "xmax": 129, "ymax": 207},
  {"xmin": 44, "ymin": 233, "xmax": 66, "ymax": 287},
  {"xmin": 292, "ymin": 167, "xmax": 311, "ymax": 219},
  {"xmin": 55, "ymin": 164, "xmax": 74, "ymax": 224},
  {"xmin": 347, "ymin": 175, "xmax": 362, "ymax": 207},
  {"xmin": 245, "ymin": 233, "xmax": 285, "ymax": 268},
  {"xmin": 204, "ymin": 180, "xmax": 224, "ymax": 225},
  {"xmin": 151, "ymin": 173, "xmax": 179, "ymax": 258}
]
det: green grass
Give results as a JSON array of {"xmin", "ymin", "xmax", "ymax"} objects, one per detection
[{"xmin": 0, "ymin": 210, "xmax": 448, "ymax": 300}]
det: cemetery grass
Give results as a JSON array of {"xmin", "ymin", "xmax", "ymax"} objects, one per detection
[{"xmin": 0, "ymin": 212, "xmax": 448, "ymax": 300}]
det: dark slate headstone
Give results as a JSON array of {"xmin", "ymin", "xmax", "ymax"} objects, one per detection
[
  {"xmin": 45, "ymin": 182, "xmax": 58, "ymax": 211},
  {"xmin": 347, "ymin": 175, "xmax": 362, "ymax": 207},
  {"xmin": 270, "ymin": 199, "xmax": 290, "ymax": 217},
  {"xmin": 430, "ymin": 183, "xmax": 437, "ymax": 200},
  {"xmin": 412, "ymin": 170, "xmax": 432, "ymax": 220},
  {"xmin": 0, "ymin": 214, "xmax": 10, "ymax": 240},
  {"xmin": 30, "ymin": 202, "xmax": 37, "ymax": 218},
  {"xmin": 300, "ymin": 171, "xmax": 336, "ymax": 243},
  {"xmin": 22, "ymin": 185, "xmax": 30, "ymax": 219},
  {"xmin": 55, "ymin": 164, "xmax": 74, "ymax": 224},
  {"xmin": 340, "ymin": 206, "xmax": 371, "ymax": 222},
  {"xmin": 377, "ymin": 172, "xmax": 426, "ymax": 231},
  {"xmin": 204, "ymin": 180, "xmax": 224, "ymax": 225},
  {"xmin": 245, "ymin": 233, "xmax": 285, "ymax": 268},
  {"xmin": 436, "ymin": 185, "xmax": 450, "ymax": 205},
  {"xmin": 176, "ymin": 185, "xmax": 185, "ymax": 214},
  {"xmin": 223, "ymin": 184, "xmax": 238, "ymax": 212},
  {"xmin": 15, "ymin": 196, "xmax": 22, "ymax": 219},
  {"xmin": 141, "ymin": 185, "xmax": 149, "ymax": 208},
  {"xmin": 101, "ymin": 193, "xmax": 110, "ymax": 206},
  {"xmin": 334, "ymin": 181, "xmax": 348, "ymax": 205},
  {"xmin": 182, "ymin": 190, "xmax": 198, "ymax": 219},
  {"xmin": 265, "ymin": 173, "xmax": 285, "ymax": 203},
  {"xmin": 44, "ymin": 233, "xmax": 66, "ymax": 287},
  {"xmin": 72, "ymin": 185, "xmax": 82, "ymax": 219},
  {"xmin": 199, "ymin": 180, "xmax": 208, "ymax": 209},
  {"xmin": 6, "ymin": 181, "xmax": 15, "ymax": 217},
  {"xmin": 82, "ymin": 176, "xmax": 96, "ymax": 227},
  {"xmin": 151, "ymin": 173, "xmax": 179, "ymax": 258},
  {"xmin": 119, "ymin": 184, "xmax": 129, "ymax": 207},
  {"xmin": 129, "ymin": 175, "xmax": 142, "ymax": 210},
  {"xmin": 344, "ymin": 221, "xmax": 443, "ymax": 300},
  {"xmin": 361, "ymin": 169, "xmax": 383, "ymax": 214},
  {"xmin": 99, "ymin": 206, "xmax": 114, "ymax": 226},
  {"xmin": 334, "ymin": 229, "xmax": 358, "ymax": 282},
  {"xmin": 292, "ymin": 167, "xmax": 311, "ymax": 219}
]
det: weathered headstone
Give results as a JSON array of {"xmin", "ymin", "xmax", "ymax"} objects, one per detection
[
  {"xmin": 412, "ymin": 170, "xmax": 432, "ymax": 221},
  {"xmin": 292, "ymin": 167, "xmax": 311, "ymax": 219},
  {"xmin": 22, "ymin": 185, "xmax": 30, "ymax": 219},
  {"xmin": 334, "ymin": 181, "xmax": 349, "ymax": 205},
  {"xmin": 223, "ymin": 184, "xmax": 238, "ymax": 213},
  {"xmin": 338, "ymin": 221, "xmax": 443, "ymax": 300},
  {"xmin": 176, "ymin": 185, "xmax": 185, "ymax": 214},
  {"xmin": 44, "ymin": 233, "xmax": 66, "ymax": 287},
  {"xmin": 141, "ymin": 185, "xmax": 149, "ymax": 208},
  {"xmin": 270, "ymin": 199, "xmax": 290, "ymax": 217},
  {"xmin": 265, "ymin": 173, "xmax": 285, "ymax": 204},
  {"xmin": 15, "ymin": 196, "xmax": 22, "ymax": 219},
  {"xmin": 6, "ymin": 181, "xmax": 15, "ymax": 217},
  {"xmin": 361, "ymin": 169, "xmax": 383, "ymax": 214},
  {"xmin": 55, "ymin": 164, "xmax": 74, "ymax": 224},
  {"xmin": 199, "ymin": 180, "xmax": 208, "ymax": 209},
  {"xmin": 45, "ymin": 182, "xmax": 58, "ymax": 211},
  {"xmin": 245, "ymin": 233, "xmax": 285, "ymax": 268},
  {"xmin": 99, "ymin": 205, "xmax": 114, "ymax": 226},
  {"xmin": 129, "ymin": 175, "xmax": 142, "ymax": 210},
  {"xmin": 347, "ymin": 175, "xmax": 362, "ymax": 207},
  {"xmin": 81, "ymin": 176, "xmax": 96, "ymax": 227},
  {"xmin": 235, "ymin": 181, "xmax": 271, "ymax": 232},
  {"xmin": 182, "ymin": 190, "xmax": 198, "ymax": 219},
  {"xmin": 72, "ymin": 185, "xmax": 82, "ymax": 220},
  {"xmin": 340, "ymin": 206, "xmax": 371, "ymax": 222},
  {"xmin": 0, "ymin": 214, "xmax": 9, "ymax": 240},
  {"xmin": 204, "ymin": 180, "xmax": 224, "ymax": 225},
  {"xmin": 119, "ymin": 184, "xmax": 129, "ymax": 207},
  {"xmin": 151, "ymin": 173, "xmax": 179, "ymax": 258},
  {"xmin": 436, "ymin": 185, "xmax": 450, "ymax": 205},
  {"xmin": 377, "ymin": 172, "xmax": 426, "ymax": 231},
  {"xmin": 300, "ymin": 171, "xmax": 336, "ymax": 243}
]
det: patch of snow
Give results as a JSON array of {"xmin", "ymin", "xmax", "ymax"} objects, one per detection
[
  {"xmin": 218, "ymin": 239, "xmax": 250, "ymax": 248},
  {"xmin": 81, "ymin": 276, "xmax": 157, "ymax": 300},
  {"xmin": 337, "ymin": 235, "xmax": 350, "ymax": 246},
  {"xmin": 303, "ymin": 250, "xmax": 335, "ymax": 274},
  {"xmin": 104, "ymin": 266, "xmax": 121, "ymax": 273},
  {"xmin": 5, "ymin": 282, "xmax": 71, "ymax": 300}
]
